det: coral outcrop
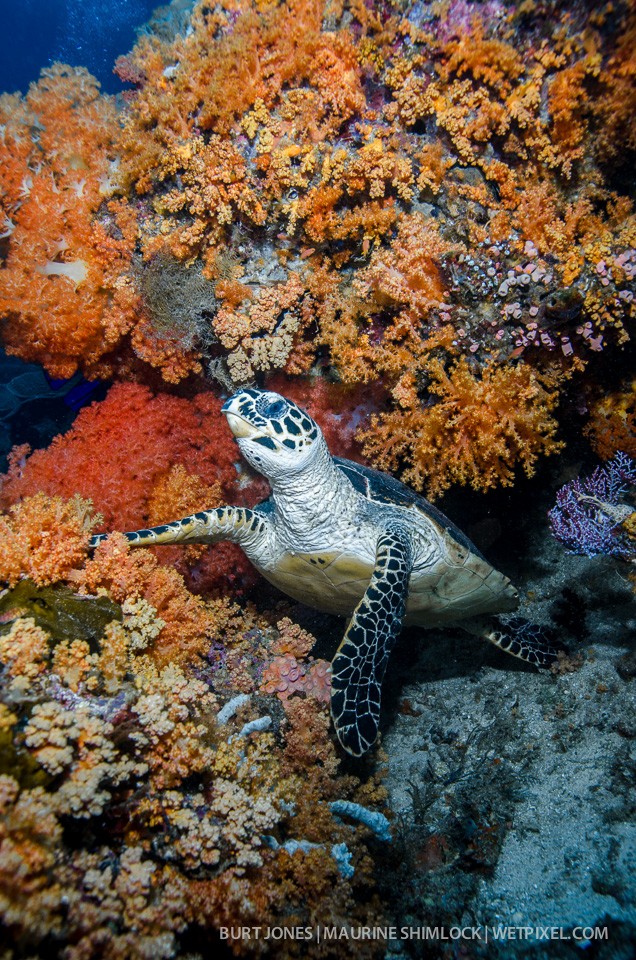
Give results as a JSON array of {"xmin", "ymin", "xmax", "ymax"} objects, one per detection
[
  {"xmin": 0, "ymin": 496, "xmax": 389, "ymax": 957},
  {"xmin": 1, "ymin": 0, "xmax": 634, "ymax": 495}
]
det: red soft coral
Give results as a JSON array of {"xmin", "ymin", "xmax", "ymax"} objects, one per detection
[
  {"xmin": 1, "ymin": 384, "xmax": 238, "ymax": 526},
  {"xmin": 0, "ymin": 384, "xmax": 266, "ymax": 595}
]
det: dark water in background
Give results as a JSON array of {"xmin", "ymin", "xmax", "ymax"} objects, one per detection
[{"xmin": 0, "ymin": 0, "xmax": 159, "ymax": 94}]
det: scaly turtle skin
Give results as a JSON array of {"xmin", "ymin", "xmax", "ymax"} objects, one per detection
[{"xmin": 90, "ymin": 389, "xmax": 559, "ymax": 756}]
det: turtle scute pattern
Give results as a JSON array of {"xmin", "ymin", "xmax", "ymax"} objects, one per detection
[
  {"xmin": 483, "ymin": 617, "xmax": 561, "ymax": 668},
  {"xmin": 330, "ymin": 523, "xmax": 413, "ymax": 757}
]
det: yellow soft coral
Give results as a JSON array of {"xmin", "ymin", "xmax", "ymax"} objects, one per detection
[
  {"xmin": 0, "ymin": 618, "xmax": 50, "ymax": 692},
  {"xmin": 213, "ymin": 272, "xmax": 309, "ymax": 383},
  {"xmin": 24, "ymin": 702, "xmax": 144, "ymax": 817},
  {"xmin": 0, "ymin": 776, "xmax": 64, "ymax": 938},
  {"xmin": 361, "ymin": 358, "xmax": 563, "ymax": 498}
]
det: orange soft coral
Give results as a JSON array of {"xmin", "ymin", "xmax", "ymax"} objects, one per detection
[
  {"xmin": 355, "ymin": 213, "xmax": 454, "ymax": 319},
  {"xmin": 0, "ymin": 494, "xmax": 97, "ymax": 588},
  {"xmin": 361, "ymin": 358, "xmax": 563, "ymax": 498},
  {"xmin": 0, "ymin": 619, "xmax": 50, "ymax": 690},
  {"xmin": 270, "ymin": 617, "xmax": 316, "ymax": 658},
  {"xmin": 0, "ymin": 67, "xmax": 209, "ymax": 385},
  {"xmin": 0, "ymin": 66, "xmax": 138, "ymax": 379},
  {"xmin": 590, "ymin": 7, "xmax": 636, "ymax": 164},
  {"xmin": 585, "ymin": 380, "xmax": 636, "ymax": 460},
  {"xmin": 317, "ymin": 214, "xmax": 457, "ymax": 391},
  {"xmin": 117, "ymin": 0, "xmax": 362, "ymax": 189},
  {"xmin": 74, "ymin": 533, "xmax": 217, "ymax": 667}
]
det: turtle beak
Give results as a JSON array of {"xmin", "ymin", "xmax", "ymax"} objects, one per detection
[
  {"xmin": 225, "ymin": 413, "xmax": 257, "ymax": 439},
  {"xmin": 222, "ymin": 394, "xmax": 258, "ymax": 439}
]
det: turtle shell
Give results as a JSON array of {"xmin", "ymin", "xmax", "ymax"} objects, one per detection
[{"xmin": 333, "ymin": 457, "xmax": 486, "ymax": 562}]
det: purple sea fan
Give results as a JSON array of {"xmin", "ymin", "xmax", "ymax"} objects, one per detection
[{"xmin": 548, "ymin": 452, "xmax": 636, "ymax": 560}]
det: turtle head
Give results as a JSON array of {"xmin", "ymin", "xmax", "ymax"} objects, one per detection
[{"xmin": 222, "ymin": 389, "xmax": 322, "ymax": 479}]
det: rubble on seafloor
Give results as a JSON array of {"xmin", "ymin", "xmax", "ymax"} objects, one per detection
[{"xmin": 376, "ymin": 509, "xmax": 635, "ymax": 958}]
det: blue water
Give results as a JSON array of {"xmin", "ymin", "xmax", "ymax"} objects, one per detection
[{"xmin": 0, "ymin": 0, "xmax": 159, "ymax": 94}]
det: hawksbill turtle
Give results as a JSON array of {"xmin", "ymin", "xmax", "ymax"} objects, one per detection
[{"xmin": 90, "ymin": 389, "xmax": 558, "ymax": 756}]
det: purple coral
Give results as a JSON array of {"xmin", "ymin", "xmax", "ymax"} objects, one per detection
[{"xmin": 548, "ymin": 452, "xmax": 636, "ymax": 559}]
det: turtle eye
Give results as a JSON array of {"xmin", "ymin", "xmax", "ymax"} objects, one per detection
[{"xmin": 261, "ymin": 397, "xmax": 287, "ymax": 418}]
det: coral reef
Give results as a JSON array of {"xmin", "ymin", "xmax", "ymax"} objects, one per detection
[
  {"xmin": 1, "ymin": 0, "xmax": 634, "ymax": 495},
  {"xmin": 0, "ymin": 497, "xmax": 389, "ymax": 956},
  {"xmin": 1, "ymin": 4, "xmax": 635, "ymax": 950}
]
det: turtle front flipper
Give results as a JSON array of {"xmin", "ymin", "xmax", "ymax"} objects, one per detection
[
  {"xmin": 90, "ymin": 507, "xmax": 269, "ymax": 556},
  {"xmin": 464, "ymin": 616, "xmax": 561, "ymax": 668},
  {"xmin": 330, "ymin": 524, "xmax": 413, "ymax": 757}
]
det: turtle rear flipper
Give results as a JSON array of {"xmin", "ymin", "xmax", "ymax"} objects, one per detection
[
  {"xmin": 330, "ymin": 524, "xmax": 413, "ymax": 757},
  {"xmin": 466, "ymin": 616, "xmax": 561, "ymax": 668}
]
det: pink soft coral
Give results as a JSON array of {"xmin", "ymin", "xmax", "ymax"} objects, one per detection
[{"xmin": 260, "ymin": 654, "xmax": 331, "ymax": 704}]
